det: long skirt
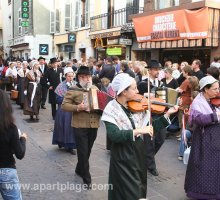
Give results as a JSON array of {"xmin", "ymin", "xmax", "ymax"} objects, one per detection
[
  {"xmin": 52, "ymin": 105, "xmax": 76, "ymax": 149},
  {"xmin": 23, "ymin": 83, "xmax": 42, "ymax": 116}
]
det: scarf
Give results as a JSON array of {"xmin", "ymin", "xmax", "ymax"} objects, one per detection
[
  {"xmin": 101, "ymin": 99, "xmax": 149, "ymax": 131},
  {"xmin": 190, "ymin": 92, "xmax": 220, "ymax": 125},
  {"xmin": 17, "ymin": 68, "xmax": 29, "ymax": 77},
  {"xmin": 55, "ymin": 80, "xmax": 76, "ymax": 97},
  {"xmin": 26, "ymin": 70, "xmax": 41, "ymax": 83}
]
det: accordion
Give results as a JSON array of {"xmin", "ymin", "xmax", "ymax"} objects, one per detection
[
  {"xmin": 82, "ymin": 88, "xmax": 114, "ymax": 112},
  {"xmin": 155, "ymin": 87, "xmax": 179, "ymax": 106}
]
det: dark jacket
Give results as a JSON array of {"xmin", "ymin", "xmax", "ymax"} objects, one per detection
[
  {"xmin": 46, "ymin": 67, "xmax": 63, "ymax": 104},
  {"xmin": 39, "ymin": 64, "xmax": 49, "ymax": 86},
  {"xmin": 99, "ymin": 64, "xmax": 115, "ymax": 82}
]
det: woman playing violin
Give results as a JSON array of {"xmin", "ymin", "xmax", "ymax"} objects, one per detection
[
  {"xmin": 185, "ymin": 76, "xmax": 220, "ymax": 200},
  {"xmin": 101, "ymin": 73, "xmax": 178, "ymax": 200}
]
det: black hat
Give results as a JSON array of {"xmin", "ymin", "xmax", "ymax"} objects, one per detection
[
  {"xmin": 38, "ymin": 56, "xmax": 45, "ymax": 61},
  {"xmin": 147, "ymin": 60, "xmax": 161, "ymax": 69},
  {"xmin": 50, "ymin": 57, "xmax": 58, "ymax": 64},
  {"xmin": 76, "ymin": 66, "xmax": 91, "ymax": 76},
  {"xmin": 76, "ymin": 66, "xmax": 91, "ymax": 82}
]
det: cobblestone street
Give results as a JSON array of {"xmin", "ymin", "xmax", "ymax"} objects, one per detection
[{"xmin": 2, "ymin": 101, "xmax": 191, "ymax": 200}]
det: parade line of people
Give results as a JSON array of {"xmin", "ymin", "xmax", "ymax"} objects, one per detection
[{"xmin": 0, "ymin": 55, "xmax": 220, "ymax": 200}]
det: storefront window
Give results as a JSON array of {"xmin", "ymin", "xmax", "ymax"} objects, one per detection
[{"xmin": 155, "ymin": 0, "xmax": 179, "ymax": 10}]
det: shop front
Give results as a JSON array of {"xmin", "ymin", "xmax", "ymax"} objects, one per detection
[
  {"xmin": 90, "ymin": 28, "xmax": 132, "ymax": 60},
  {"xmin": 132, "ymin": 5, "xmax": 220, "ymax": 68},
  {"xmin": 54, "ymin": 33, "xmax": 76, "ymax": 60}
]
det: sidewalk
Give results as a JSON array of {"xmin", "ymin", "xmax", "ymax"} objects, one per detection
[{"xmin": 10, "ymin": 101, "xmax": 190, "ymax": 200}]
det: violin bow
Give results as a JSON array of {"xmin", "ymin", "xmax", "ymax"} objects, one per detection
[{"xmin": 147, "ymin": 69, "xmax": 153, "ymax": 140}]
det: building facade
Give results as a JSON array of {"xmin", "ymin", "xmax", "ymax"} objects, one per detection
[
  {"xmin": 8, "ymin": 0, "xmax": 53, "ymax": 61},
  {"xmin": 132, "ymin": 0, "xmax": 220, "ymax": 67},
  {"xmin": 89, "ymin": 0, "xmax": 144, "ymax": 61}
]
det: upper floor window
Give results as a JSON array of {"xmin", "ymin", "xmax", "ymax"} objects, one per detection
[{"xmin": 155, "ymin": 0, "xmax": 179, "ymax": 10}]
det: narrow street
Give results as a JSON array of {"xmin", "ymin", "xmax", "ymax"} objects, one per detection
[{"xmin": 7, "ymin": 100, "xmax": 190, "ymax": 200}]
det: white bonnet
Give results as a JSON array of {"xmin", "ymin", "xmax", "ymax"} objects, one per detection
[
  {"xmin": 199, "ymin": 76, "xmax": 218, "ymax": 90},
  {"xmin": 111, "ymin": 73, "xmax": 134, "ymax": 95},
  {"xmin": 64, "ymin": 67, "xmax": 74, "ymax": 75}
]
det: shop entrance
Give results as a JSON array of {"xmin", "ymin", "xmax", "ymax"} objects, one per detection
[{"xmin": 160, "ymin": 48, "xmax": 211, "ymax": 72}]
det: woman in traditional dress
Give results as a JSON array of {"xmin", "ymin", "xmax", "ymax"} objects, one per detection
[
  {"xmin": 52, "ymin": 67, "xmax": 76, "ymax": 155},
  {"xmin": 17, "ymin": 61, "xmax": 29, "ymax": 108},
  {"xmin": 23, "ymin": 61, "xmax": 42, "ymax": 120},
  {"xmin": 185, "ymin": 76, "xmax": 220, "ymax": 200},
  {"xmin": 101, "ymin": 73, "xmax": 179, "ymax": 200}
]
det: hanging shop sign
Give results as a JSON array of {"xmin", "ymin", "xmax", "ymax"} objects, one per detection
[
  {"xmin": 39, "ymin": 44, "xmax": 49, "ymax": 55},
  {"xmin": 133, "ymin": 7, "xmax": 209, "ymax": 42},
  {"xmin": 94, "ymin": 37, "xmax": 104, "ymax": 48},
  {"xmin": 107, "ymin": 39, "xmax": 119, "ymax": 45},
  {"xmin": 119, "ymin": 38, "xmax": 132, "ymax": 45},
  {"xmin": 21, "ymin": 0, "xmax": 29, "ymax": 18},
  {"xmin": 21, "ymin": 0, "xmax": 29, "ymax": 27},
  {"xmin": 68, "ymin": 33, "xmax": 76, "ymax": 43},
  {"xmin": 106, "ymin": 48, "xmax": 122, "ymax": 56}
]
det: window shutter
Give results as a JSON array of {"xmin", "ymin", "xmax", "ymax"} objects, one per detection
[
  {"xmin": 50, "ymin": 11, "xmax": 55, "ymax": 33},
  {"xmin": 85, "ymin": 0, "xmax": 89, "ymax": 27},
  {"xmin": 65, "ymin": 4, "xmax": 71, "ymax": 30},
  {"xmin": 74, "ymin": 0, "xmax": 79, "ymax": 29},
  {"xmin": 56, "ymin": 9, "xmax": 60, "ymax": 32}
]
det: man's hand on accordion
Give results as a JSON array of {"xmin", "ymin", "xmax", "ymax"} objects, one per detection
[{"xmin": 77, "ymin": 101, "xmax": 89, "ymax": 112}]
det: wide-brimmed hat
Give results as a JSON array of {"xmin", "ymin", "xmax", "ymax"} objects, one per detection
[
  {"xmin": 147, "ymin": 60, "xmax": 161, "ymax": 69},
  {"xmin": 50, "ymin": 57, "xmax": 58, "ymax": 64},
  {"xmin": 76, "ymin": 66, "xmax": 91, "ymax": 76},
  {"xmin": 199, "ymin": 76, "xmax": 218, "ymax": 90},
  {"xmin": 38, "ymin": 56, "xmax": 45, "ymax": 61}
]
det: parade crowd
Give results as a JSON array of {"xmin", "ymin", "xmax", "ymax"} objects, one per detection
[{"xmin": 0, "ymin": 55, "xmax": 220, "ymax": 200}]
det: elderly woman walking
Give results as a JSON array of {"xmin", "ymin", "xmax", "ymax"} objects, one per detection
[
  {"xmin": 23, "ymin": 61, "xmax": 42, "ymax": 120},
  {"xmin": 185, "ymin": 76, "xmax": 220, "ymax": 199},
  {"xmin": 52, "ymin": 67, "xmax": 76, "ymax": 155}
]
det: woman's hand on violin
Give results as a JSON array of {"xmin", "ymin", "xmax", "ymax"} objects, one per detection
[
  {"xmin": 133, "ymin": 125, "xmax": 153, "ymax": 137},
  {"xmin": 165, "ymin": 105, "xmax": 179, "ymax": 117}
]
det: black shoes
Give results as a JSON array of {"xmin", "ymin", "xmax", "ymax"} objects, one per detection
[
  {"xmin": 66, "ymin": 148, "xmax": 76, "ymax": 155},
  {"xmin": 148, "ymin": 168, "xmax": 159, "ymax": 176},
  {"xmin": 41, "ymin": 105, "xmax": 46, "ymax": 109},
  {"xmin": 83, "ymin": 181, "xmax": 91, "ymax": 190}
]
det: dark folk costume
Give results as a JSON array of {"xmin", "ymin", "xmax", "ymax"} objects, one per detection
[
  {"xmin": 17, "ymin": 68, "xmax": 29, "ymax": 107},
  {"xmin": 23, "ymin": 70, "xmax": 42, "ymax": 118},
  {"xmin": 101, "ymin": 99, "xmax": 170, "ymax": 200},
  {"xmin": 52, "ymin": 80, "xmax": 76, "ymax": 150},
  {"xmin": 185, "ymin": 93, "xmax": 220, "ymax": 199}
]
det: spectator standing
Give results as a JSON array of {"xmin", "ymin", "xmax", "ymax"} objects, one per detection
[
  {"xmin": 120, "ymin": 60, "xmax": 135, "ymax": 78},
  {"xmin": 191, "ymin": 59, "xmax": 205, "ymax": 80},
  {"xmin": 99, "ymin": 57, "xmax": 115, "ymax": 82},
  {"xmin": 0, "ymin": 89, "xmax": 27, "ymax": 200}
]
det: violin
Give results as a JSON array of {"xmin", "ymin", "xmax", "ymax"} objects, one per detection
[
  {"xmin": 210, "ymin": 92, "xmax": 220, "ymax": 107},
  {"xmin": 127, "ymin": 94, "xmax": 176, "ymax": 114}
]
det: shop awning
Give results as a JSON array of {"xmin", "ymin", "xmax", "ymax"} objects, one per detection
[{"xmin": 133, "ymin": 7, "xmax": 209, "ymax": 42}]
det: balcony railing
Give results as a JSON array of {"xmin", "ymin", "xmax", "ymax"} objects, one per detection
[{"xmin": 90, "ymin": 7, "xmax": 143, "ymax": 32}]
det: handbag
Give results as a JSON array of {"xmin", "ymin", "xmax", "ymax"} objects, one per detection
[{"xmin": 183, "ymin": 146, "xmax": 191, "ymax": 165}]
